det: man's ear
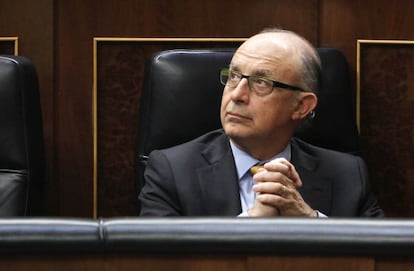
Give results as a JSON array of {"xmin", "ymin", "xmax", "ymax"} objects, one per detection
[{"xmin": 292, "ymin": 92, "xmax": 318, "ymax": 120}]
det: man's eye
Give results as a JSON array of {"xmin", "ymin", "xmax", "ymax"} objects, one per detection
[
  {"xmin": 253, "ymin": 78, "xmax": 271, "ymax": 87},
  {"xmin": 230, "ymin": 72, "xmax": 241, "ymax": 80}
]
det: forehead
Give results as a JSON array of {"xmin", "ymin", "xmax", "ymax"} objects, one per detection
[{"xmin": 231, "ymin": 33, "xmax": 300, "ymax": 76}]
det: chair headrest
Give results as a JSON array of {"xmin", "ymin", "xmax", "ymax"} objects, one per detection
[{"xmin": 138, "ymin": 49, "xmax": 233, "ymax": 156}]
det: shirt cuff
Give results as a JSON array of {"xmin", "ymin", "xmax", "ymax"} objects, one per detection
[
  {"xmin": 316, "ymin": 210, "xmax": 328, "ymax": 218},
  {"xmin": 238, "ymin": 211, "xmax": 249, "ymax": 217}
]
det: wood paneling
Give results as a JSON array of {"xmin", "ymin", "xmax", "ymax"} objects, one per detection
[
  {"xmin": 320, "ymin": 0, "xmax": 414, "ymax": 71},
  {"xmin": 2, "ymin": 254, "xmax": 414, "ymax": 271},
  {"xmin": 376, "ymin": 258, "xmax": 414, "ymax": 271},
  {"xmin": 319, "ymin": 0, "xmax": 414, "ymax": 217},
  {"xmin": 95, "ymin": 39, "xmax": 244, "ymax": 217},
  {"xmin": 358, "ymin": 41, "xmax": 414, "ymax": 217},
  {"xmin": 0, "ymin": 37, "xmax": 18, "ymax": 55},
  {"xmin": 248, "ymin": 256, "xmax": 374, "ymax": 271}
]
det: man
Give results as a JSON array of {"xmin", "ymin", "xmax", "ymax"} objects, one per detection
[{"xmin": 139, "ymin": 29, "xmax": 384, "ymax": 217}]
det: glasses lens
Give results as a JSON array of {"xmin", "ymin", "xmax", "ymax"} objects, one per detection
[
  {"xmin": 227, "ymin": 69, "xmax": 243, "ymax": 88},
  {"xmin": 250, "ymin": 76, "xmax": 273, "ymax": 96},
  {"xmin": 220, "ymin": 69, "xmax": 229, "ymax": 86}
]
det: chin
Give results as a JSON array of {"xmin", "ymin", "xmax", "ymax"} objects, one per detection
[{"xmin": 223, "ymin": 124, "xmax": 251, "ymax": 140}]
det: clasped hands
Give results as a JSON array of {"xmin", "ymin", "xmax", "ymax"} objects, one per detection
[{"xmin": 248, "ymin": 158, "xmax": 317, "ymax": 217}]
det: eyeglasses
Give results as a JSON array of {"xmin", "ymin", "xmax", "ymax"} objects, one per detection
[{"xmin": 220, "ymin": 68, "xmax": 305, "ymax": 96}]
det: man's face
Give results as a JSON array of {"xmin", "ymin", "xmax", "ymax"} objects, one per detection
[{"xmin": 220, "ymin": 34, "xmax": 303, "ymax": 151}]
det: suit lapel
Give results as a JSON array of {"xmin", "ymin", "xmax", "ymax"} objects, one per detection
[
  {"xmin": 196, "ymin": 132, "xmax": 241, "ymax": 215},
  {"xmin": 291, "ymin": 139, "xmax": 333, "ymax": 215}
]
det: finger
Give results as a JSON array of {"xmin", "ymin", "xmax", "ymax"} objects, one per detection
[
  {"xmin": 253, "ymin": 170, "xmax": 294, "ymax": 190},
  {"xmin": 253, "ymin": 170, "xmax": 295, "ymax": 187},
  {"xmin": 249, "ymin": 201, "xmax": 280, "ymax": 217},
  {"xmin": 263, "ymin": 159, "xmax": 291, "ymax": 176},
  {"xmin": 256, "ymin": 193, "xmax": 285, "ymax": 208},
  {"xmin": 253, "ymin": 160, "xmax": 290, "ymax": 184},
  {"xmin": 264, "ymin": 158, "xmax": 302, "ymax": 188},
  {"xmin": 253, "ymin": 182, "xmax": 288, "ymax": 196},
  {"xmin": 276, "ymin": 159, "xmax": 302, "ymax": 187}
]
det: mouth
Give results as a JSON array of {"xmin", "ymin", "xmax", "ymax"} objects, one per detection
[{"xmin": 226, "ymin": 111, "xmax": 251, "ymax": 122}]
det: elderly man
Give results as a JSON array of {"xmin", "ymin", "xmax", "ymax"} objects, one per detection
[{"xmin": 139, "ymin": 29, "xmax": 384, "ymax": 218}]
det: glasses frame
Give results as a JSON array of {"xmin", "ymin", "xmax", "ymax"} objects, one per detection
[{"xmin": 220, "ymin": 68, "xmax": 305, "ymax": 96}]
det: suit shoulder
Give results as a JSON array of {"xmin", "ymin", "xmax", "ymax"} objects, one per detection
[
  {"xmin": 291, "ymin": 137, "xmax": 362, "ymax": 161},
  {"xmin": 157, "ymin": 129, "xmax": 226, "ymax": 155},
  {"xmin": 147, "ymin": 129, "xmax": 229, "ymax": 172}
]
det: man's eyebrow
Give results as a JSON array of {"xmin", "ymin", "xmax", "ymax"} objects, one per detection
[
  {"xmin": 229, "ymin": 64, "xmax": 272, "ymax": 77},
  {"xmin": 229, "ymin": 63, "xmax": 238, "ymax": 70},
  {"xmin": 253, "ymin": 70, "xmax": 272, "ymax": 77}
]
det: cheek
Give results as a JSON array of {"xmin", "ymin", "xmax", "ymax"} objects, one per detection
[
  {"xmin": 220, "ymin": 90, "xmax": 231, "ymax": 117},
  {"xmin": 256, "ymin": 110, "xmax": 279, "ymax": 128},
  {"xmin": 255, "ymin": 98, "xmax": 293, "ymax": 124}
]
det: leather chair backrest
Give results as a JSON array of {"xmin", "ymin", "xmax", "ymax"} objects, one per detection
[
  {"xmin": 136, "ymin": 49, "xmax": 359, "ymax": 199},
  {"xmin": 0, "ymin": 55, "xmax": 45, "ymax": 216}
]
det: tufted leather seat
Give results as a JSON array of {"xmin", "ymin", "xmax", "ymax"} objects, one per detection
[{"xmin": 0, "ymin": 55, "xmax": 45, "ymax": 216}]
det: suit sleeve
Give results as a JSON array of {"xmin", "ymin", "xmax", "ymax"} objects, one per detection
[
  {"xmin": 139, "ymin": 150, "xmax": 182, "ymax": 216},
  {"xmin": 357, "ymin": 157, "xmax": 385, "ymax": 217}
]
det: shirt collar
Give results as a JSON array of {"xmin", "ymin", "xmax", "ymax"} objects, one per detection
[{"xmin": 229, "ymin": 140, "xmax": 291, "ymax": 180}]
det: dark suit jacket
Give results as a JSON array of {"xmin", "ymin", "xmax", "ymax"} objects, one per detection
[{"xmin": 139, "ymin": 129, "xmax": 384, "ymax": 217}]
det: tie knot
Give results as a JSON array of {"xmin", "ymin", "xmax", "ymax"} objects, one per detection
[{"xmin": 250, "ymin": 165, "xmax": 265, "ymax": 175}]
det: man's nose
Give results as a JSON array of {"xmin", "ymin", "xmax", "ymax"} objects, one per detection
[{"xmin": 230, "ymin": 78, "xmax": 250, "ymax": 102}]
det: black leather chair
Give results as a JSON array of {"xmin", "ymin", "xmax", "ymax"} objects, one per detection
[
  {"xmin": 0, "ymin": 55, "xmax": 45, "ymax": 216},
  {"xmin": 136, "ymin": 48, "xmax": 359, "ymax": 207}
]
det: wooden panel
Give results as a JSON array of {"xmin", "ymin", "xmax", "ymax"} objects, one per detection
[
  {"xmin": 248, "ymin": 256, "xmax": 374, "ymax": 271},
  {"xmin": 0, "ymin": 255, "xmax": 103, "ymax": 271},
  {"xmin": 319, "ymin": 0, "xmax": 414, "ymax": 75},
  {"xmin": 319, "ymin": 0, "xmax": 414, "ymax": 218},
  {"xmin": 6, "ymin": 254, "xmax": 414, "ymax": 271},
  {"xmin": 94, "ymin": 38, "xmax": 244, "ymax": 217},
  {"xmin": 104, "ymin": 255, "xmax": 246, "ymax": 271},
  {"xmin": 319, "ymin": 0, "xmax": 414, "ymax": 117},
  {"xmin": 376, "ymin": 258, "xmax": 414, "ymax": 271},
  {"xmin": 56, "ymin": 0, "xmax": 318, "ymax": 217},
  {"xmin": 0, "ymin": 37, "xmax": 18, "ymax": 55},
  {"xmin": 357, "ymin": 40, "xmax": 414, "ymax": 217},
  {"xmin": 0, "ymin": 255, "xmax": 246, "ymax": 271}
]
